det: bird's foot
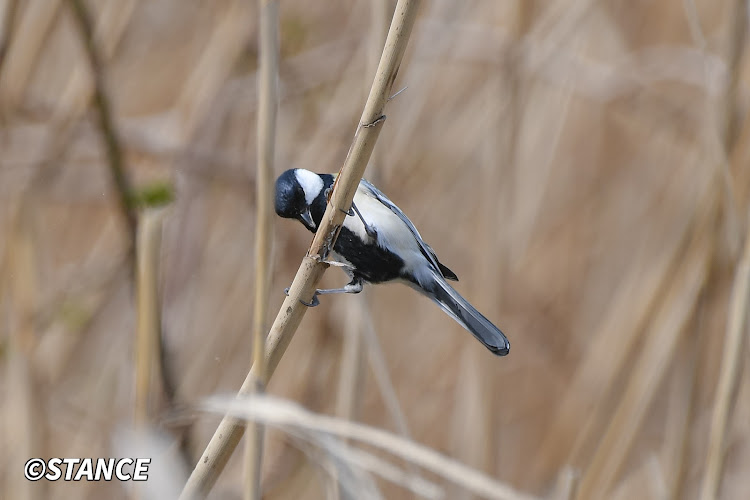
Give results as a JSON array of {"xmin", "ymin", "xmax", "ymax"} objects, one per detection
[{"xmin": 283, "ymin": 287, "xmax": 320, "ymax": 307}]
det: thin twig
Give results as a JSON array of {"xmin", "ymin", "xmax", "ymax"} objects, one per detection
[
  {"xmin": 179, "ymin": 1, "xmax": 421, "ymax": 498},
  {"xmin": 67, "ymin": 0, "xmax": 137, "ymax": 251},
  {"xmin": 243, "ymin": 0, "xmax": 279, "ymax": 499}
]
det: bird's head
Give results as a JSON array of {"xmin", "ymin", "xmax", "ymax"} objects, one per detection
[{"xmin": 274, "ymin": 169, "xmax": 324, "ymax": 231}]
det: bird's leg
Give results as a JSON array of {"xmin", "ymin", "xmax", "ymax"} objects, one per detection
[
  {"xmin": 284, "ymin": 277, "xmax": 363, "ymax": 307},
  {"xmin": 315, "ymin": 278, "xmax": 364, "ymax": 296},
  {"xmin": 341, "ymin": 202, "xmax": 377, "ymax": 239}
]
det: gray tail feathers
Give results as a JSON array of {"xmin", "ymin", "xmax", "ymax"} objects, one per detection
[{"xmin": 421, "ymin": 269, "xmax": 510, "ymax": 356}]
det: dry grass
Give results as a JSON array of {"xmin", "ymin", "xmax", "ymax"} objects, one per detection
[{"xmin": 2, "ymin": 0, "xmax": 750, "ymax": 499}]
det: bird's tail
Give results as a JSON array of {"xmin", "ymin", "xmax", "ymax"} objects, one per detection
[{"xmin": 419, "ymin": 269, "xmax": 510, "ymax": 356}]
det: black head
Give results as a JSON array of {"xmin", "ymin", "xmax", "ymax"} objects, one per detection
[{"xmin": 275, "ymin": 169, "xmax": 323, "ymax": 231}]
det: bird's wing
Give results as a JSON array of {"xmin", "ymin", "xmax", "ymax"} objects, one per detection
[{"xmin": 358, "ymin": 178, "xmax": 446, "ymax": 275}]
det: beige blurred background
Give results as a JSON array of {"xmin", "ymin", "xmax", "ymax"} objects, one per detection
[{"xmin": 2, "ymin": 0, "xmax": 750, "ymax": 499}]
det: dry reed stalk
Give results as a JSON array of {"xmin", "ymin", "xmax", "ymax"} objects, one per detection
[
  {"xmin": 67, "ymin": 0, "xmax": 137, "ymax": 251},
  {"xmin": 207, "ymin": 394, "xmax": 541, "ymax": 500},
  {"xmin": 179, "ymin": 2, "xmax": 421, "ymax": 497},
  {"xmin": 367, "ymin": 0, "xmax": 393, "ymax": 103},
  {"xmin": 135, "ymin": 209, "xmax": 166, "ymax": 426},
  {"xmin": 243, "ymin": 0, "xmax": 279, "ymax": 499},
  {"xmin": 699, "ymin": 215, "xmax": 750, "ymax": 500},
  {"xmin": 575, "ymin": 195, "xmax": 716, "ymax": 499},
  {"xmin": 134, "ymin": 208, "xmax": 167, "ymax": 500}
]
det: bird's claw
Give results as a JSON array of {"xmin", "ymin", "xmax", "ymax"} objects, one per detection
[
  {"xmin": 283, "ymin": 287, "xmax": 320, "ymax": 307},
  {"xmin": 299, "ymin": 295, "xmax": 320, "ymax": 307}
]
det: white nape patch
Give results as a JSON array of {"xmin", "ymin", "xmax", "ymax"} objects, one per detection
[{"xmin": 294, "ymin": 169, "xmax": 324, "ymax": 206}]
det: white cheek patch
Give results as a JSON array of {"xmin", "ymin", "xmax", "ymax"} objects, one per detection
[{"xmin": 294, "ymin": 169, "xmax": 324, "ymax": 206}]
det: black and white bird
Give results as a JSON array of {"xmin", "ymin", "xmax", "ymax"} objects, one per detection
[{"xmin": 274, "ymin": 168, "xmax": 510, "ymax": 356}]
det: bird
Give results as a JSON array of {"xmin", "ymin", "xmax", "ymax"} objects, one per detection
[{"xmin": 274, "ymin": 168, "xmax": 510, "ymax": 356}]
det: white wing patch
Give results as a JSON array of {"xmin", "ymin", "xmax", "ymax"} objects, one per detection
[{"xmin": 294, "ymin": 169, "xmax": 324, "ymax": 206}]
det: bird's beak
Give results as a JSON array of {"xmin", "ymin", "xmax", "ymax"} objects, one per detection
[{"xmin": 300, "ymin": 208, "xmax": 315, "ymax": 229}]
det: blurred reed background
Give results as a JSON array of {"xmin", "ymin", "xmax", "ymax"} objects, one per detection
[{"xmin": 2, "ymin": 0, "xmax": 750, "ymax": 499}]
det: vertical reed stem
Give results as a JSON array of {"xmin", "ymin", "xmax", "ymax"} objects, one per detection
[{"xmin": 243, "ymin": 0, "xmax": 279, "ymax": 499}]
